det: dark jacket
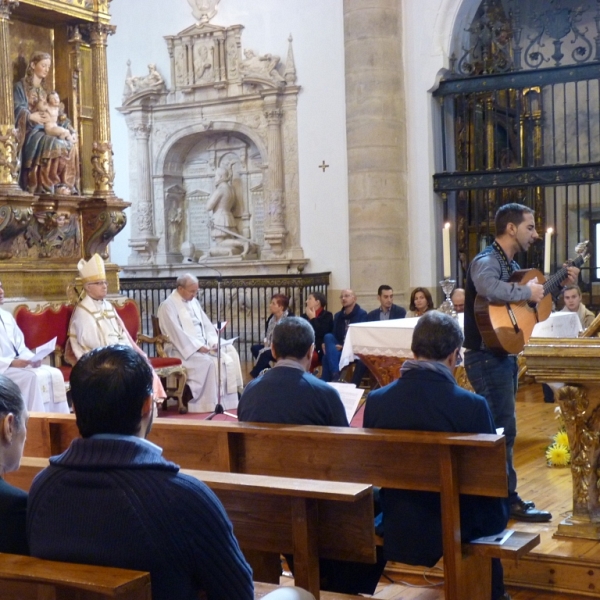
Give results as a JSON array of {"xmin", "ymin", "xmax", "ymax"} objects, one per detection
[
  {"xmin": 366, "ymin": 304, "xmax": 407, "ymax": 322},
  {"xmin": 332, "ymin": 303, "xmax": 367, "ymax": 344},
  {"xmin": 364, "ymin": 368, "xmax": 509, "ymax": 567},
  {"xmin": 0, "ymin": 478, "xmax": 28, "ymax": 555},
  {"xmin": 301, "ymin": 309, "xmax": 333, "ymax": 356}
]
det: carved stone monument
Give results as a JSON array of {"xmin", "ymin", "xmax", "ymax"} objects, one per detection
[{"xmin": 119, "ymin": 6, "xmax": 306, "ymax": 275}]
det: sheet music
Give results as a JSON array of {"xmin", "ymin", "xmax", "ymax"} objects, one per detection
[
  {"xmin": 327, "ymin": 382, "xmax": 364, "ymax": 424},
  {"xmin": 470, "ymin": 529, "xmax": 514, "ymax": 545},
  {"xmin": 31, "ymin": 337, "xmax": 57, "ymax": 363}
]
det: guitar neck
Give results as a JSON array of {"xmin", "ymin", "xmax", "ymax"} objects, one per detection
[{"xmin": 542, "ymin": 254, "xmax": 585, "ymax": 297}]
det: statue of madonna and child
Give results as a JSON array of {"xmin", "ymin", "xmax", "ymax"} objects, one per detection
[{"xmin": 13, "ymin": 51, "xmax": 80, "ymax": 195}]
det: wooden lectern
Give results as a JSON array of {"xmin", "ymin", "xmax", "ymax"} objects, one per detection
[{"xmin": 524, "ymin": 336, "xmax": 600, "ymax": 539}]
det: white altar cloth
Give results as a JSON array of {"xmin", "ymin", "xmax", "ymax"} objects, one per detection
[{"xmin": 340, "ymin": 314, "xmax": 465, "ymax": 370}]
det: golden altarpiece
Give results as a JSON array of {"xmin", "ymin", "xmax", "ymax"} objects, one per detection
[{"xmin": 0, "ymin": 0, "xmax": 126, "ymax": 300}]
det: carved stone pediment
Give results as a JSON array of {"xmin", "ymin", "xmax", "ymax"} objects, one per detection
[{"xmin": 118, "ymin": 9, "xmax": 305, "ymax": 276}]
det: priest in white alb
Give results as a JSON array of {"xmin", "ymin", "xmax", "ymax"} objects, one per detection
[
  {"xmin": 157, "ymin": 273, "xmax": 243, "ymax": 413},
  {"xmin": 0, "ymin": 281, "xmax": 69, "ymax": 413},
  {"xmin": 68, "ymin": 254, "xmax": 166, "ymax": 400}
]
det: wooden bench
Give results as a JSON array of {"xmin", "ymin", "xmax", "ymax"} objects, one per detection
[
  {"xmin": 7, "ymin": 457, "xmax": 375, "ymax": 600},
  {"xmin": 13, "ymin": 300, "xmax": 187, "ymax": 411},
  {"xmin": 21, "ymin": 415, "xmax": 540, "ymax": 600},
  {"xmin": 0, "ymin": 552, "xmax": 150, "ymax": 599}
]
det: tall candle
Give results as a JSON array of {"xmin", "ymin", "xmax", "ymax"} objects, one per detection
[
  {"xmin": 544, "ymin": 228, "xmax": 553, "ymax": 275},
  {"xmin": 443, "ymin": 222, "xmax": 451, "ymax": 278}
]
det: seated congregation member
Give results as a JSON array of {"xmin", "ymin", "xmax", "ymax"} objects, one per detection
[
  {"xmin": 239, "ymin": 316, "xmax": 348, "ymax": 426},
  {"xmin": 27, "ymin": 345, "xmax": 314, "ymax": 600},
  {"xmin": 321, "ymin": 289, "xmax": 367, "ymax": 382},
  {"xmin": 0, "ymin": 281, "xmax": 68, "ymax": 413},
  {"xmin": 405, "ymin": 286, "xmax": 434, "ymax": 317},
  {"xmin": 364, "ymin": 311, "xmax": 510, "ymax": 600},
  {"xmin": 366, "ymin": 284, "xmax": 406, "ymax": 321},
  {"xmin": 249, "ymin": 293, "xmax": 290, "ymax": 378},
  {"xmin": 561, "ymin": 284, "xmax": 595, "ymax": 329},
  {"xmin": 0, "ymin": 375, "xmax": 29, "ymax": 555},
  {"xmin": 157, "ymin": 273, "xmax": 243, "ymax": 412},
  {"xmin": 301, "ymin": 291, "xmax": 333, "ymax": 360},
  {"xmin": 450, "ymin": 287, "xmax": 465, "ymax": 313},
  {"xmin": 239, "ymin": 317, "xmax": 385, "ymax": 595},
  {"xmin": 68, "ymin": 254, "xmax": 165, "ymax": 401}
]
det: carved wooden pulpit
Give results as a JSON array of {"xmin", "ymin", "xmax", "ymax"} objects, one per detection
[{"xmin": 524, "ymin": 337, "xmax": 600, "ymax": 539}]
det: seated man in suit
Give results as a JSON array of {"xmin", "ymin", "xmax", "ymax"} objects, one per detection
[
  {"xmin": 364, "ymin": 311, "xmax": 510, "ymax": 600},
  {"xmin": 0, "ymin": 281, "xmax": 68, "ymax": 413},
  {"xmin": 27, "ymin": 345, "xmax": 314, "ymax": 600},
  {"xmin": 239, "ymin": 316, "xmax": 348, "ymax": 426},
  {"xmin": 239, "ymin": 316, "xmax": 385, "ymax": 594},
  {"xmin": 321, "ymin": 289, "xmax": 367, "ymax": 382},
  {"xmin": 366, "ymin": 285, "xmax": 406, "ymax": 321}
]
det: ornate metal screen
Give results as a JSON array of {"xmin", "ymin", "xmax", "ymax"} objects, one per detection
[{"xmin": 434, "ymin": 0, "xmax": 600, "ymax": 306}]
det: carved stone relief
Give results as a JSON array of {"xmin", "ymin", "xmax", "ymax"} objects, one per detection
[{"xmin": 118, "ymin": 6, "xmax": 305, "ymax": 275}]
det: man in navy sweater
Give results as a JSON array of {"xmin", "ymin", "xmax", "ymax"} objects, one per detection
[{"xmin": 27, "ymin": 345, "xmax": 314, "ymax": 600}]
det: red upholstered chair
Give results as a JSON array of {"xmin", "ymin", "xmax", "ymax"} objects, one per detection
[
  {"xmin": 114, "ymin": 300, "xmax": 188, "ymax": 413},
  {"xmin": 14, "ymin": 303, "xmax": 74, "ymax": 386}
]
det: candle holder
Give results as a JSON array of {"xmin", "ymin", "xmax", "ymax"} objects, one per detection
[{"xmin": 439, "ymin": 278, "xmax": 457, "ymax": 319}]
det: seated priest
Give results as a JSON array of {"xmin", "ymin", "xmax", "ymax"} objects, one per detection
[
  {"xmin": 157, "ymin": 273, "xmax": 243, "ymax": 413},
  {"xmin": 67, "ymin": 254, "xmax": 165, "ymax": 400},
  {"xmin": 364, "ymin": 311, "xmax": 510, "ymax": 600},
  {"xmin": 0, "ymin": 280, "xmax": 68, "ymax": 413}
]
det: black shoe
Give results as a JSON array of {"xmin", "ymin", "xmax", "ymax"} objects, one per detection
[
  {"xmin": 521, "ymin": 499, "xmax": 535, "ymax": 509},
  {"xmin": 510, "ymin": 499, "xmax": 551, "ymax": 522}
]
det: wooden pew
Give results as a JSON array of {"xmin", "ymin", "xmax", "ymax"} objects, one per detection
[
  {"xmin": 8, "ymin": 457, "xmax": 374, "ymax": 600},
  {"xmin": 0, "ymin": 552, "xmax": 150, "ymax": 599},
  {"xmin": 22, "ymin": 415, "xmax": 540, "ymax": 600}
]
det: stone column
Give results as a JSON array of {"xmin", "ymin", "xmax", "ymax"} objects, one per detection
[
  {"xmin": 88, "ymin": 23, "xmax": 116, "ymax": 197},
  {"xmin": 343, "ymin": 0, "xmax": 408, "ymax": 306},
  {"xmin": 128, "ymin": 123, "xmax": 158, "ymax": 264},
  {"xmin": 263, "ymin": 93, "xmax": 286, "ymax": 257}
]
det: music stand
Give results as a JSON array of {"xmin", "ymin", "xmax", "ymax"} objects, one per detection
[{"xmin": 200, "ymin": 264, "xmax": 238, "ymax": 420}]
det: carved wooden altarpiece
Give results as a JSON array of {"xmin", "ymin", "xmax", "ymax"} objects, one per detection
[
  {"xmin": 0, "ymin": 0, "xmax": 128, "ymax": 300},
  {"xmin": 524, "ymin": 337, "xmax": 600, "ymax": 539}
]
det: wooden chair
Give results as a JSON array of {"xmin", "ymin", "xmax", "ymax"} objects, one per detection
[
  {"xmin": 115, "ymin": 300, "xmax": 187, "ymax": 413},
  {"xmin": 14, "ymin": 303, "xmax": 75, "ymax": 387}
]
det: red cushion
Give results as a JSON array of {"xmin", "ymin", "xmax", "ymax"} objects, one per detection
[
  {"xmin": 310, "ymin": 352, "xmax": 320, "ymax": 371},
  {"xmin": 15, "ymin": 304, "xmax": 74, "ymax": 350},
  {"xmin": 114, "ymin": 300, "xmax": 141, "ymax": 340},
  {"xmin": 58, "ymin": 365, "xmax": 72, "ymax": 383},
  {"xmin": 150, "ymin": 357, "xmax": 182, "ymax": 368}
]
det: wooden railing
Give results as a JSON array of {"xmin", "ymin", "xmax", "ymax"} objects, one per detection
[{"xmin": 119, "ymin": 272, "xmax": 330, "ymax": 361}]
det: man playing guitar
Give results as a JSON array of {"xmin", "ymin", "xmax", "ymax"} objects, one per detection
[{"xmin": 464, "ymin": 203, "xmax": 579, "ymax": 522}]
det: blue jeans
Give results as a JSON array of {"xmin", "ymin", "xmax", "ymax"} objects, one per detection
[
  {"xmin": 321, "ymin": 333, "xmax": 342, "ymax": 381},
  {"xmin": 464, "ymin": 350, "xmax": 519, "ymax": 504}
]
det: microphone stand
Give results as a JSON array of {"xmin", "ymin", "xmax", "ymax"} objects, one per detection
[{"xmin": 199, "ymin": 261, "xmax": 237, "ymax": 420}]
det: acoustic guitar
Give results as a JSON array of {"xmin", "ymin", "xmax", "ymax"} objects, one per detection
[{"xmin": 474, "ymin": 241, "xmax": 591, "ymax": 354}]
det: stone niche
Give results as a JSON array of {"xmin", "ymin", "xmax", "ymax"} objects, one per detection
[{"xmin": 118, "ymin": 12, "xmax": 307, "ymax": 276}]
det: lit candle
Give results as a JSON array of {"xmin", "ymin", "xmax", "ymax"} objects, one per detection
[
  {"xmin": 443, "ymin": 222, "xmax": 451, "ymax": 278},
  {"xmin": 544, "ymin": 228, "xmax": 553, "ymax": 275}
]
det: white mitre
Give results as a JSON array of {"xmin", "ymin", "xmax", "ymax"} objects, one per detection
[{"xmin": 78, "ymin": 253, "xmax": 106, "ymax": 284}]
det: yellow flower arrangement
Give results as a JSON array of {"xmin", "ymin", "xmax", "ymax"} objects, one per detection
[
  {"xmin": 546, "ymin": 443, "xmax": 571, "ymax": 467},
  {"xmin": 554, "ymin": 430, "xmax": 569, "ymax": 447}
]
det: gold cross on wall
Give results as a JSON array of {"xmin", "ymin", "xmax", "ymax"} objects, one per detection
[{"xmin": 319, "ymin": 161, "xmax": 329, "ymax": 172}]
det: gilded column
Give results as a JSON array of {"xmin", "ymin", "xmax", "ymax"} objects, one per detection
[
  {"xmin": 88, "ymin": 22, "xmax": 116, "ymax": 197},
  {"xmin": 0, "ymin": 0, "xmax": 21, "ymax": 190},
  {"xmin": 263, "ymin": 98, "xmax": 286, "ymax": 256},
  {"xmin": 343, "ymin": 0, "xmax": 408, "ymax": 306}
]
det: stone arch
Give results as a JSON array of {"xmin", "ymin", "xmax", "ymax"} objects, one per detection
[{"xmin": 154, "ymin": 120, "xmax": 268, "ymax": 177}]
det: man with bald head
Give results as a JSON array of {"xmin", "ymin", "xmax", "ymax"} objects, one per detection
[
  {"xmin": 321, "ymin": 289, "xmax": 367, "ymax": 381},
  {"xmin": 450, "ymin": 288, "xmax": 465, "ymax": 313}
]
